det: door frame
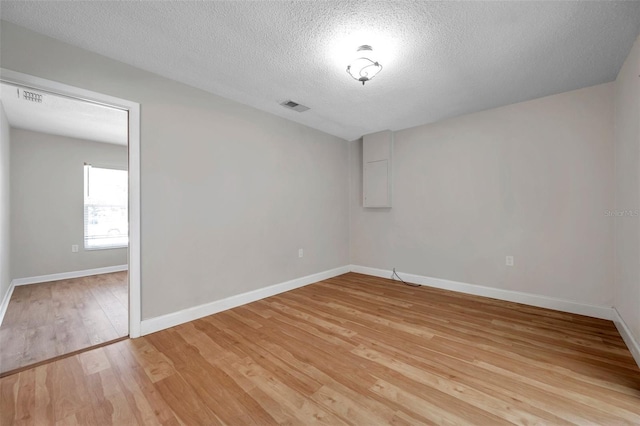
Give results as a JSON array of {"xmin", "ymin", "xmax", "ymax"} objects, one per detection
[{"xmin": 1, "ymin": 68, "xmax": 142, "ymax": 337}]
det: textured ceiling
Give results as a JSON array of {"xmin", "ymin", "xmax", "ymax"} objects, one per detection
[
  {"xmin": 0, "ymin": 82, "xmax": 128, "ymax": 145},
  {"xmin": 2, "ymin": 1, "xmax": 640, "ymax": 141}
]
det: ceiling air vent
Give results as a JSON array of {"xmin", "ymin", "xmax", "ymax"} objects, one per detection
[
  {"xmin": 280, "ymin": 100, "xmax": 309, "ymax": 112},
  {"xmin": 22, "ymin": 89, "xmax": 43, "ymax": 103}
]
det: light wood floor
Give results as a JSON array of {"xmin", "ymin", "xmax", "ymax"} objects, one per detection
[
  {"xmin": 0, "ymin": 272, "xmax": 128, "ymax": 376},
  {"xmin": 2, "ymin": 272, "xmax": 639, "ymax": 425}
]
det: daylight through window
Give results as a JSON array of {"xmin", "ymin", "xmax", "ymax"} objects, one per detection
[{"xmin": 84, "ymin": 165, "xmax": 128, "ymax": 249}]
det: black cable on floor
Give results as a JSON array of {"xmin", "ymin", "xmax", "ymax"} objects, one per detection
[{"xmin": 392, "ymin": 268, "xmax": 421, "ymax": 287}]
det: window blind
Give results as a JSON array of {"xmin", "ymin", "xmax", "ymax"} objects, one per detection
[{"xmin": 84, "ymin": 164, "xmax": 128, "ymax": 250}]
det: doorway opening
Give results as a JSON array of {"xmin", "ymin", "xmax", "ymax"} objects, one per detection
[{"xmin": 0, "ymin": 70, "xmax": 140, "ymax": 376}]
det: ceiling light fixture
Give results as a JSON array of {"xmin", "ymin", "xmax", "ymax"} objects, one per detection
[{"xmin": 346, "ymin": 45, "xmax": 382, "ymax": 85}]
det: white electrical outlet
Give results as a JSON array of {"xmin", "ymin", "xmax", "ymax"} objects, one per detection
[
  {"xmin": 72, "ymin": 244, "xmax": 79, "ymax": 253},
  {"xmin": 298, "ymin": 248, "xmax": 304, "ymax": 258},
  {"xmin": 506, "ymin": 256, "xmax": 514, "ymax": 266}
]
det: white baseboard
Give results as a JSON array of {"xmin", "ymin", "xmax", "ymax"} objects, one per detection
[
  {"xmin": 613, "ymin": 308, "xmax": 640, "ymax": 368},
  {"xmin": 12, "ymin": 264, "xmax": 129, "ymax": 286},
  {"xmin": 350, "ymin": 265, "xmax": 615, "ymax": 321},
  {"xmin": 0, "ymin": 279, "xmax": 16, "ymax": 326},
  {"xmin": 140, "ymin": 265, "xmax": 351, "ymax": 336}
]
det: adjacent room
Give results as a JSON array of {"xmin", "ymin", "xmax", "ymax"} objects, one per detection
[
  {"xmin": 1, "ymin": 1, "xmax": 640, "ymax": 424},
  {"xmin": 0, "ymin": 83, "xmax": 130, "ymax": 375}
]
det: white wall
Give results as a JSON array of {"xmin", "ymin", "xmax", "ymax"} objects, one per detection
[
  {"xmin": 0, "ymin": 102, "xmax": 10, "ymax": 305},
  {"xmin": 10, "ymin": 129, "xmax": 128, "ymax": 279},
  {"xmin": 0, "ymin": 21, "xmax": 350, "ymax": 320},
  {"xmin": 350, "ymin": 83, "xmax": 615, "ymax": 307},
  {"xmin": 614, "ymin": 34, "xmax": 640, "ymax": 343}
]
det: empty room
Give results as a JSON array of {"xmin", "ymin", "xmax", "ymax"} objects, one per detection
[{"xmin": 1, "ymin": 1, "xmax": 640, "ymax": 425}]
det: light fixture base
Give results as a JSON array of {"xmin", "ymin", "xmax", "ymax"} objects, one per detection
[{"xmin": 346, "ymin": 45, "xmax": 382, "ymax": 85}]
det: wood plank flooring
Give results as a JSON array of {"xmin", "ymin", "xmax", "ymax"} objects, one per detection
[
  {"xmin": 0, "ymin": 272, "xmax": 128, "ymax": 376},
  {"xmin": 2, "ymin": 272, "xmax": 639, "ymax": 425}
]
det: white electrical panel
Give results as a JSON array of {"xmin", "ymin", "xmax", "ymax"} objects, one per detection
[{"xmin": 363, "ymin": 130, "xmax": 393, "ymax": 208}]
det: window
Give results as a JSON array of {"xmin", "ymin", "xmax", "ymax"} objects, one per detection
[{"xmin": 84, "ymin": 164, "xmax": 128, "ymax": 249}]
